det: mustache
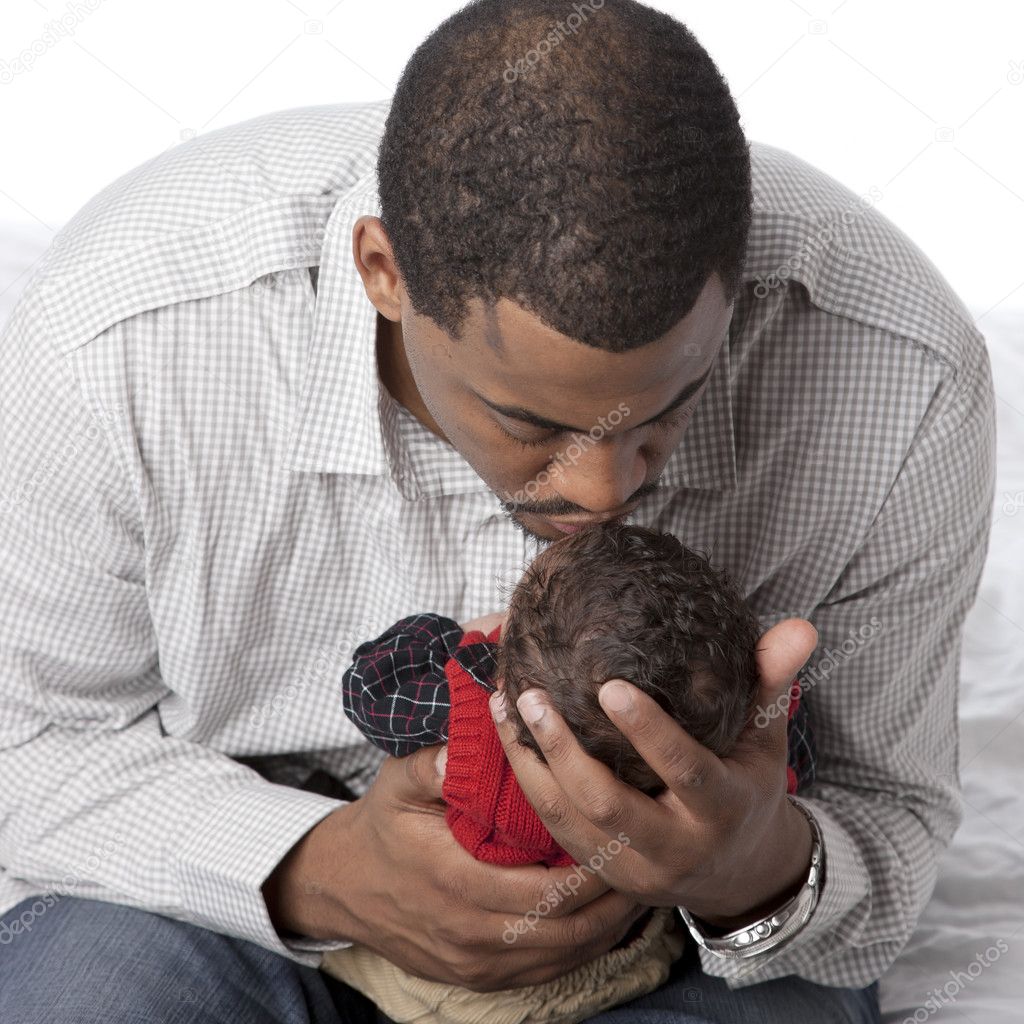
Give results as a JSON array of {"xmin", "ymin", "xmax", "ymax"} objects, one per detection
[{"xmin": 498, "ymin": 479, "xmax": 660, "ymax": 516}]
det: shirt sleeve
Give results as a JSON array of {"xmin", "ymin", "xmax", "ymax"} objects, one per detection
[
  {"xmin": 696, "ymin": 334, "xmax": 997, "ymax": 989},
  {"xmin": 0, "ymin": 288, "xmax": 346, "ymax": 967},
  {"xmin": 341, "ymin": 613, "xmax": 464, "ymax": 756}
]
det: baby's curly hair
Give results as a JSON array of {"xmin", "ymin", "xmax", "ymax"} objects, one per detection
[
  {"xmin": 377, "ymin": 0, "xmax": 751, "ymax": 351},
  {"xmin": 495, "ymin": 523, "xmax": 763, "ymax": 795}
]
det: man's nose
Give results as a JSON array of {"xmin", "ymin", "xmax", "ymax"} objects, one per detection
[{"xmin": 552, "ymin": 432, "xmax": 647, "ymax": 515}]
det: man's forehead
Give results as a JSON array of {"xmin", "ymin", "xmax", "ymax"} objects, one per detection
[
  {"xmin": 469, "ymin": 271, "xmax": 729, "ymax": 344},
  {"xmin": 457, "ymin": 289, "xmax": 734, "ymax": 395}
]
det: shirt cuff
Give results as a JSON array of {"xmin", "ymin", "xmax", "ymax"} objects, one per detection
[
  {"xmin": 175, "ymin": 777, "xmax": 348, "ymax": 967},
  {"xmin": 694, "ymin": 795, "xmax": 871, "ymax": 988}
]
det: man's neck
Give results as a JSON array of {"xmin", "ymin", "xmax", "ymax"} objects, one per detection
[{"xmin": 375, "ymin": 312, "xmax": 450, "ymax": 444}]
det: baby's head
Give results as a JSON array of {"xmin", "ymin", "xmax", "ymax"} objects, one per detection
[{"xmin": 494, "ymin": 523, "xmax": 762, "ymax": 795}]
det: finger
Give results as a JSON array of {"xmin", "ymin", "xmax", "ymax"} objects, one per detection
[
  {"xmin": 490, "ymin": 889, "xmax": 648, "ymax": 959},
  {"xmin": 755, "ymin": 618, "xmax": 818, "ymax": 692},
  {"xmin": 529, "ymin": 860, "xmax": 614, "ymax": 917},
  {"xmin": 489, "ymin": 687, "xmax": 652, "ymax": 866},
  {"xmin": 597, "ymin": 678, "xmax": 732, "ymax": 825},
  {"xmin": 733, "ymin": 673, "xmax": 793, "ymax": 772},
  {"xmin": 386, "ymin": 743, "xmax": 447, "ymax": 805},
  {"xmin": 398, "ymin": 893, "xmax": 648, "ymax": 992},
  {"xmin": 458, "ymin": 890, "xmax": 646, "ymax": 956},
  {"xmin": 446, "ymin": 838, "xmax": 613, "ymax": 917},
  {"xmin": 517, "ymin": 687, "xmax": 670, "ymax": 850},
  {"xmin": 736, "ymin": 618, "xmax": 819, "ymax": 770}
]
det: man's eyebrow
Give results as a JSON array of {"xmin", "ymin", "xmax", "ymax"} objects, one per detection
[{"xmin": 473, "ymin": 358, "xmax": 717, "ymax": 435}]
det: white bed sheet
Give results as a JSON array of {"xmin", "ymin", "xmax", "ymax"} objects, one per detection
[{"xmin": 1, "ymin": 223, "xmax": 1022, "ymax": 1021}]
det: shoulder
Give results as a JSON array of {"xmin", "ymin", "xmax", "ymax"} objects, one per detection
[
  {"xmin": 744, "ymin": 141, "xmax": 984, "ymax": 390},
  {"xmin": 26, "ymin": 99, "xmax": 392, "ymax": 357}
]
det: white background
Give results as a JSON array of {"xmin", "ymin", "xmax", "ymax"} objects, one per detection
[
  {"xmin": 1, "ymin": 0, "xmax": 1022, "ymax": 319},
  {"xmin": 2, "ymin": 3, "xmax": 1023, "ymax": 1022}
]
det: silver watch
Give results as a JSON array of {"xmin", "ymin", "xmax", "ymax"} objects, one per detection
[{"xmin": 676, "ymin": 797, "xmax": 823, "ymax": 960}]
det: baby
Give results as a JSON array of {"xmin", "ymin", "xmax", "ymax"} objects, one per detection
[{"xmin": 321, "ymin": 523, "xmax": 815, "ymax": 1024}]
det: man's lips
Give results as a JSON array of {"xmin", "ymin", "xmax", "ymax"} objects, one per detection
[
  {"xmin": 549, "ymin": 520, "xmax": 588, "ymax": 534},
  {"xmin": 541, "ymin": 509, "xmax": 635, "ymax": 534}
]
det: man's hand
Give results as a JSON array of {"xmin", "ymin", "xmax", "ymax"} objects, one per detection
[
  {"xmin": 262, "ymin": 742, "xmax": 648, "ymax": 991},
  {"xmin": 488, "ymin": 618, "xmax": 820, "ymax": 930}
]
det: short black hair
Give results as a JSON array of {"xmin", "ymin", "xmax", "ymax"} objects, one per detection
[
  {"xmin": 495, "ymin": 523, "xmax": 763, "ymax": 794},
  {"xmin": 376, "ymin": 0, "xmax": 752, "ymax": 353}
]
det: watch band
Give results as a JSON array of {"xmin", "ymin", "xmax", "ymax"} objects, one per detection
[{"xmin": 677, "ymin": 797, "xmax": 824, "ymax": 960}]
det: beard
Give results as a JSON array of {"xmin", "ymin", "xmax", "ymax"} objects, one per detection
[{"xmin": 495, "ymin": 496, "xmax": 555, "ymax": 545}]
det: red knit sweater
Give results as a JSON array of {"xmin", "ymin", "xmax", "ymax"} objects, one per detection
[{"xmin": 441, "ymin": 625, "xmax": 575, "ymax": 867}]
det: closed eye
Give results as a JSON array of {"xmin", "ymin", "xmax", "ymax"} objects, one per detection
[
  {"xmin": 497, "ymin": 424, "xmax": 558, "ymax": 449},
  {"xmin": 496, "ymin": 403, "xmax": 694, "ymax": 449}
]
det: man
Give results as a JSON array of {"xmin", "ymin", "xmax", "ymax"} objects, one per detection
[{"xmin": 0, "ymin": 1, "xmax": 994, "ymax": 1021}]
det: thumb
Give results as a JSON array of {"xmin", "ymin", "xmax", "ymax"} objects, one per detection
[
  {"xmin": 393, "ymin": 743, "xmax": 448, "ymax": 805},
  {"xmin": 742, "ymin": 618, "xmax": 818, "ymax": 748},
  {"xmin": 756, "ymin": 618, "xmax": 818, "ymax": 696}
]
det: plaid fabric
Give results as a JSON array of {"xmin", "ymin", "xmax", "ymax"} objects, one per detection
[
  {"xmin": 786, "ymin": 680, "xmax": 816, "ymax": 794},
  {"xmin": 0, "ymin": 98, "xmax": 995, "ymax": 988},
  {"xmin": 342, "ymin": 612, "xmax": 817, "ymax": 794},
  {"xmin": 342, "ymin": 613, "xmax": 472, "ymax": 756}
]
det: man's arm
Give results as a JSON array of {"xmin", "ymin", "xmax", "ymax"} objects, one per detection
[{"xmin": 0, "ymin": 288, "xmax": 347, "ymax": 965}]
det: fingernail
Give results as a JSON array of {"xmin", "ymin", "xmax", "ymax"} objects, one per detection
[
  {"xmin": 490, "ymin": 690, "xmax": 507, "ymax": 723},
  {"xmin": 435, "ymin": 748, "xmax": 448, "ymax": 776},
  {"xmin": 600, "ymin": 681, "xmax": 633, "ymax": 714},
  {"xmin": 518, "ymin": 690, "xmax": 546, "ymax": 726}
]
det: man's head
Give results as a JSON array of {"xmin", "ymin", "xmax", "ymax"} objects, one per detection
[
  {"xmin": 354, "ymin": 0, "xmax": 751, "ymax": 543},
  {"xmin": 494, "ymin": 522, "xmax": 764, "ymax": 795}
]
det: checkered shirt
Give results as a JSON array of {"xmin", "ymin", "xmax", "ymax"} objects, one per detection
[{"xmin": 0, "ymin": 98, "xmax": 995, "ymax": 988}]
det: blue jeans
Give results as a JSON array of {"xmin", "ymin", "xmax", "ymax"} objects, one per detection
[{"xmin": 0, "ymin": 895, "xmax": 879, "ymax": 1023}]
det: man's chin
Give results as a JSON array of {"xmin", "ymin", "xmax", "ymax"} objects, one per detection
[{"xmin": 503, "ymin": 507, "xmax": 559, "ymax": 544}]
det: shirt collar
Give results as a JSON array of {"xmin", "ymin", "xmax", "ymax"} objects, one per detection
[
  {"xmin": 284, "ymin": 167, "xmax": 388, "ymax": 478},
  {"xmin": 284, "ymin": 170, "xmax": 737, "ymax": 495}
]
